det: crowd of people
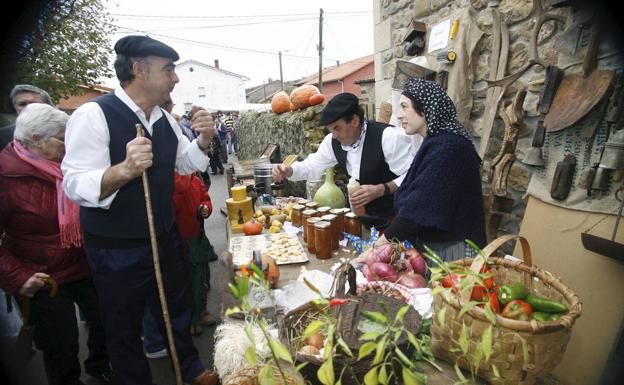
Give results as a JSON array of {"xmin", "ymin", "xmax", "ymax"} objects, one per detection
[{"xmin": 0, "ymin": 33, "xmax": 485, "ymax": 385}]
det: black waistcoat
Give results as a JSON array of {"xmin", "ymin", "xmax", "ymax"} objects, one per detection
[
  {"xmin": 331, "ymin": 120, "xmax": 397, "ymax": 219},
  {"xmin": 80, "ymin": 93, "xmax": 177, "ymax": 239}
]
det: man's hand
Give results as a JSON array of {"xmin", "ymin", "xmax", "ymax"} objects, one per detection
[
  {"xmin": 122, "ymin": 137, "xmax": 153, "ymax": 179},
  {"xmin": 18, "ymin": 272, "xmax": 50, "ymax": 298},
  {"xmin": 349, "ymin": 184, "xmax": 384, "ymax": 208},
  {"xmin": 191, "ymin": 110, "xmax": 217, "ymax": 149},
  {"xmin": 272, "ymin": 164, "xmax": 293, "ymax": 182},
  {"xmin": 199, "ymin": 204, "xmax": 210, "ymax": 218}
]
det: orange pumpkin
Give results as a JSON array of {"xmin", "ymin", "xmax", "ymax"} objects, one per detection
[
  {"xmin": 271, "ymin": 91, "xmax": 292, "ymax": 114},
  {"xmin": 308, "ymin": 93, "xmax": 325, "ymax": 106},
  {"xmin": 242, "ymin": 219, "xmax": 263, "ymax": 235},
  {"xmin": 290, "ymin": 85, "xmax": 320, "ymax": 110}
]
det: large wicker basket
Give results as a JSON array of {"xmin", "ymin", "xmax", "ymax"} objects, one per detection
[{"xmin": 430, "ymin": 235, "xmax": 582, "ymax": 385}]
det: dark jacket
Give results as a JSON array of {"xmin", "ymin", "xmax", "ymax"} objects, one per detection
[
  {"xmin": 384, "ymin": 131, "xmax": 486, "ymax": 248},
  {"xmin": 0, "ymin": 144, "xmax": 90, "ymax": 295}
]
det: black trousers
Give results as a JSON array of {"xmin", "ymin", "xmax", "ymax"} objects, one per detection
[
  {"xmin": 30, "ymin": 279, "xmax": 109, "ymax": 385},
  {"xmin": 84, "ymin": 230, "xmax": 204, "ymax": 385}
]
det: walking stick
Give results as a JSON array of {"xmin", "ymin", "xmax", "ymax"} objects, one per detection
[{"xmin": 136, "ymin": 124, "xmax": 183, "ymax": 385}]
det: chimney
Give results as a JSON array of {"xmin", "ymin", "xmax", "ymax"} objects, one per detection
[{"xmin": 214, "ymin": 59, "xmax": 219, "ymax": 69}]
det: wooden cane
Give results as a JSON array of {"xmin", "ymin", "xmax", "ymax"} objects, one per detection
[{"xmin": 135, "ymin": 124, "xmax": 183, "ymax": 385}]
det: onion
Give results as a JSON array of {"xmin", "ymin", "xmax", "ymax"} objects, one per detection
[
  {"xmin": 313, "ymin": 167, "xmax": 345, "ymax": 208},
  {"xmin": 397, "ymin": 272, "xmax": 427, "ymax": 289},
  {"xmin": 371, "ymin": 262, "xmax": 399, "ymax": 282},
  {"xmin": 374, "ymin": 244, "xmax": 394, "ymax": 264},
  {"xmin": 406, "ymin": 249, "xmax": 427, "ymax": 275},
  {"xmin": 361, "ymin": 265, "xmax": 377, "ymax": 281}
]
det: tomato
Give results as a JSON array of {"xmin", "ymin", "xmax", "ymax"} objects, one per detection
[
  {"xmin": 441, "ymin": 273, "xmax": 461, "ymax": 293},
  {"xmin": 306, "ymin": 333, "xmax": 324, "ymax": 349}
]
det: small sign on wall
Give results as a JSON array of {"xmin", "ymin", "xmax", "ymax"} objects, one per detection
[{"xmin": 428, "ymin": 19, "xmax": 451, "ymax": 53}]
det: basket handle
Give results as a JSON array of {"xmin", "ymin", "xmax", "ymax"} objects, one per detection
[{"xmin": 461, "ymin": 235, "xmax": 533, "ymax": 303}]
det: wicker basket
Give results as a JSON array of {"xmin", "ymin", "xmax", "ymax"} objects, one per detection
[
  {"xmin": 223, "ymin": 364, "xmax": 304, "ymax": 385},
  {"xmin": 430, "ymin": 235, "xmax": 582, "ymax": 385}
]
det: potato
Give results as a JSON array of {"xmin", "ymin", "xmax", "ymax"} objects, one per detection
[
  {"xmin": 260, "ymin": 205, "xmax": 277, "ymax": 215},
  {"xmin": 299, "ymin": 345, "xmax": 320, "ymax": 356},
  {"xmin": 269, "ymin": 214, "xmax": 287, "ymax": 224}
]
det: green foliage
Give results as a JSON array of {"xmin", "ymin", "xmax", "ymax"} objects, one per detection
[
  {"xmin": 357, "ymin": 305, "xmax": 437, "ymax": 385},
  {"xmin": 13, "ymin": 0, "xmax": 117, "ymax": 103}
]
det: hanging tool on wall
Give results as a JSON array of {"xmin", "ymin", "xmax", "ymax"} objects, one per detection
[{"xmin": 436, "ymin": 50, "xmax": 457, "ymax": 64}]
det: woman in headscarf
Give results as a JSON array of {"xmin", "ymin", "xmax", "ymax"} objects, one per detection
[
  {"xmin": 0, "ymin": 103, "xmax": 112, "ymax": 384},
  {"xmin": 377, "ymin": 77, "xmax": 486, "ymax": 261}
]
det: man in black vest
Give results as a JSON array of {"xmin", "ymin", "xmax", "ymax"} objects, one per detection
[
  {"xmin": 272, "ymin": 92, "xmax": 415, "ymax": 229},
  {"xmin": 61, "ymin": 36, "xmax": 218, "ymax": 385}
]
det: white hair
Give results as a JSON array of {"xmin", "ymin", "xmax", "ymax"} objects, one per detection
[{"xmin": 14, "ymin": 103, "xmax": 69, "ymax": 145}]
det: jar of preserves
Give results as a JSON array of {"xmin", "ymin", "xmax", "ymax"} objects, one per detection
[
  {"xmin": 344, "ymin": 212, "xmax": 362, "ymax": 237},
  {"xmin": 302, "ymin": 209, "xmax": 317, "ymax": 242},
  {"xmin": 291, "ymin": 204, "xmax": 305, "ymax": 227},
  {"xmin": 305, "ymin": 201, "xmax": 319, "ymax": 211},
  {"xmin": 316, "ymin": 206, "xmax": 331, "ymax": 216},
  {"xmin": 329, "ymin": 208, "xmax": 345, "ymax": 240},
  {"xmin": 313, "ymin": 221, "xmax": 332, "ymax": 260},
  {"xmin": 321, "ymin": 214, "xmax": 338, "ymax": 250},
  {"xmin": 297, "ymin": 198, "xmax": 310, "ymax": 206},
  {"xmin": 306, "ymin": 217, "xmax": 322, "ymax": 253}
]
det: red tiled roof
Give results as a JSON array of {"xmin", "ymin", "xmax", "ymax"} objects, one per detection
[{"xmin": 296, "ymin": 55, "xmax": 374, "ymax": 86}]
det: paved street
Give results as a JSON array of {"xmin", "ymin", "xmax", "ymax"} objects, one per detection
[{"xmin": 2, "ymin": 157, "xmax": 234, "ymax": 385}]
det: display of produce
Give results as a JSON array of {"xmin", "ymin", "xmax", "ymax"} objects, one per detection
[{"xmin": 229, "ymin": 233, "xmax": 308, "ymax": 266}]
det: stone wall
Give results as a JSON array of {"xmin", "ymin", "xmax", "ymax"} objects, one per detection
[{"xmin": 374, "ymin": 0, "xmax": 622, "ymax": 252}]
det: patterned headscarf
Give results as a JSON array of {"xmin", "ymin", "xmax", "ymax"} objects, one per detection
[{"xmin": 402, "ymin": 77, "xmax": 472, "ymax": 141}]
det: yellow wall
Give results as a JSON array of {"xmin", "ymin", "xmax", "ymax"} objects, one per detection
[{"xmin": 516, "ymin": 197, "xmax": 624, "ymax": 384}]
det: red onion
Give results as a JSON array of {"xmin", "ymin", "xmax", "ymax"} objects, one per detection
[
  {"xmin": 374, "ymin": 244, "xmax": 394, "ymax": 264},
  {"xmin": 397, "ymin": 272, "xmax": 427, "ymax": 289},
  {"xmin": 406, "ymin": 249, "xmax": 427, "ymax": 275},
  {"xmin": 371, "ymin": 262, "xmax": 399, "ymax": 282},
  {"xmin": 361, "ymin": 265, "xmax": 377, "ymax": 282}
]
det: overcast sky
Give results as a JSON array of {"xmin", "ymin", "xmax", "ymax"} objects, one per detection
[{"xmin": 103, "ymin": 0, "xmax": 374, "ymax": 89}]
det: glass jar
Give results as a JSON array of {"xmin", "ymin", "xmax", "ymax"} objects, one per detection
[
  {"xmin": 302, "ymin": 209, "xmax": 317, "ymax": 242},
  {"xmin": 305, "ymin": 201, "xmax": 319, "ymax": 211},
  {"xmin": 306, "ymin": 217, "xmax": 322, "ymax": 253},
  {"xmin": 297, "ymin": 198, "xmax": 310, "ymax": 206},
  {"xmin": 330, "ymin": 208, "xmax": 345, "ymax": 240},
  {"xmin": 344, "ymin": 212, "xmax": 362, "ymax": 237},
  {"xmin": 291, "ymin": 204, "xmax": 305, "ymax": 227},
  {"xmin": 316, "ymin": 206, "xmax": 331, "ymax": 216},
  {"xmin": 314, "ymin": 221, "xmax": 332, "ymax": 260},
  {"xmin": 321, "ymin": 214, "xmax": 338, "ymax": 251}
]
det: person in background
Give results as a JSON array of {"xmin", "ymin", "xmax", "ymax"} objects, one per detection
[
  {"xmin": 209, "ymin": 114, "xmax": 225, "ymax": 175},
  {"xmin": 225, "ymin": 112, "xmax": 234, "ymax": 154},
  {"xmin": 0, "ymin": 84, "xmax": 54, "ymax": 150},
  {"xmin": 217, "ymin": 113, "xmax": 228, "ymax": 164},
  {"xmin": 0, "ymin": 103, "xmax": 112, "ymax": 385},
  {"xmin": 376, "ymin": 77, "xmax": 486, "ymax": 260},
  {"xmin": 272, "ymin": 93, "xmax": 416, "ymax": 230},
  {"xmin": 61, "ymin": 35, "xmax": 219, "ymax": 385}
]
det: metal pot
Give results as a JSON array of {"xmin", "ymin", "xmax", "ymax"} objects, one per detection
[{"xmin": 253, "ymin": 164, "xmax": 273, "ymax": 196}]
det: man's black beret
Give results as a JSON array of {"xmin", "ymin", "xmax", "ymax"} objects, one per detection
[
  {"xmin": 114, "ymin": 35, "xmax": 179, "ymax": 61},
  {"xmin": 319, "ymin": 92, "xmax": 360, "ymax": 125}
]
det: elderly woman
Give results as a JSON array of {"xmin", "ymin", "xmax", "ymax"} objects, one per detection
[
  {"xmin": 0, "ymin": 103, "xmax": 112, "ymax": 385},
  {"xmin": 377, "ymin": 78, "xmax": 486, "ymax": 261}
]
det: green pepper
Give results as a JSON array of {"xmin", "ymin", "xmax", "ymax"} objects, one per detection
[
  {"xmin": 525, "ymin": 294, "xmax": 568, "ymax": 314},
  {"xmin": 532, "ymin": 312, "xmax": 561, "ymax": 322},
  {"xmin": 496, "ymin": 283, "xmax": 528, "ymax": 306}
]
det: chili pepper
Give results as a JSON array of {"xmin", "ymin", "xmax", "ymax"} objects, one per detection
[
  {"xmin": 532, "ymin": 312, "xmax": 561, "ymax": 322},
  {"xmin": 470, "ymin": 285, "xmax": 488, "ymax": 302},
  {"xmin": 329, "ymin": 298, "xmax": 348, "ymax": 308},
  {"xmin": 501, "ymin": 300, "xmax": 532, "ymax": 321},
  {"xmin": 497, "ymin": 283, "xmax": 528, "ymax": 306},
  {"xmin": 487, "ymin": 292, "xmax": 500, "ymax": 313},
  {"xmin": 525, "ymin": 294, "xmax": 568, "ymax": 314},
  {"xmin": 481, "ymin": 265, "xmax": 494, "ymax": 290}
]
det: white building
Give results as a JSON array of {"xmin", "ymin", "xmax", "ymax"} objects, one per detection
[{"xmin": 171, "ymin": 59, "xmax": 249, "ymax": 115}]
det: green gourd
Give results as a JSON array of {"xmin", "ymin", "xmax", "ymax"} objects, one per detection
[{"xmin": 313, "ymin": 167, "xmax": 345, "ymax": 208}]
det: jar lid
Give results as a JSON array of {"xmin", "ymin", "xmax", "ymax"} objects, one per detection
[
  {"xmin": 293, "ymin": 204, "xmax": 305, "ymax": 210},
  {"xmin": 317, "ymin": 206, "xmax": 331, "ymax": 212},
  {"xmin": 329, "ymin": 208, "xmax": 344, "ymax": 214},
  {"xmin": 321, "ymin": 214, "xmax": 336, "ymax": 221},
  {"xmin": 345, "ymin": 212, "xmax": 358, "ymax": 218},
  {"xmin": 305, "ymin": 202, "xmax": 319, "ymax": 208},
  {"xmin": 307, "ymin": 217, "xmax": 322, "ymax": 224},
  {"xmin": 297, "ymin": 199, "xmax": 310, "ymax": 204},
  {"xmin": 314, "ymin": 221, "xmax": 331, "ymax": 229},
  {"xmin": 302, "ymin": 209, "xmax": 317, "ymax": 215}
]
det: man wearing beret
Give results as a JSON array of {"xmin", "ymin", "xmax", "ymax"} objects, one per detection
[
  {"xmin": 273, "ymin": 92, "xmax": 417, "ymax": 228},
  {"xmin": 61, "ymin": 35, "xmax": 218, "ymax": 385}
]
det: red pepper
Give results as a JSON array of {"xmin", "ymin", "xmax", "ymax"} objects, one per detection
[
  {"xmin": 481, "ymin": 266, "xmax": 494, "ymax": 290},
  {"xmin": 329, "ymin": 298, "xmax": 348, "ymax": 308},
  {"xmin": 441, "ymin": 273, "xmax": 462, "ymax": 293},
  {"xmin": 501, "ymin": 300, "xmax": 532, "ymax": 321},
  {"xmin": 487, "ymin": 292, "xmax": 500, "ymax": 313},
  {"xmin": 470, "ymin": 285, "xmax": 488, "ymax": 302}
]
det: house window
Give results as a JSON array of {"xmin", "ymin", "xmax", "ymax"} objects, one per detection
[{"xmin": 198, "ymin": 87, "xmax": 206, "ymax": 98}]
